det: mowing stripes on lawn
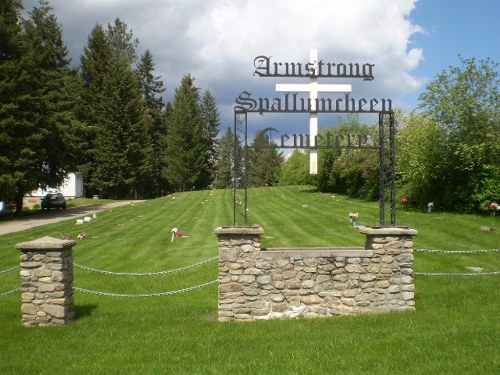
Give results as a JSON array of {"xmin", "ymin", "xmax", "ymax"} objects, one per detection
[{"xmin": 0, "ymin": 186, "xmax": 499, "ymax": 375}]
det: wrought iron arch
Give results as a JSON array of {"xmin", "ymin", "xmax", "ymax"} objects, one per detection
[{"xmin": 233, "ymin": 110, "xmax": 396, "ymax": 227}]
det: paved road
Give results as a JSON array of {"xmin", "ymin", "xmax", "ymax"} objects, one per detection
[{"xmin": 0, "ymin": 201, "xmax": 145, "ymax": 236}]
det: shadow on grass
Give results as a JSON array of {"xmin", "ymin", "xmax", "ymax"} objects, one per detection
[
  {"xmin": 75, "ymin": 304, "xmax": 98, "ymax": 321},
  {"xmin": 299, "ymin": 186, "xmax": 320, "ymax": 193}
]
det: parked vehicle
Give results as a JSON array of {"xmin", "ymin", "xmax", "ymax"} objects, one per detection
[{"xmin": 41, "ymin": 193, "xmax": 66, "ymax": 210}]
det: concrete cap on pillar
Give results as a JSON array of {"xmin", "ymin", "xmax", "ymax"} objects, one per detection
[
  {"xmin": 16, "ymin": 236, "xmax": 76, "ymax": 251},
  {"xmin": 215, "ymin": 225, "xmax": 264, "ymax": 236},
  {"xmin": 357, "ymin": 226, "xmax": 418, "ymax": 236}
]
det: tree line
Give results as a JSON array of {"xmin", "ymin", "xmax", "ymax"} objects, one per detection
[
  {"xmin": 280, "ymin": 56, "xmax": 499, "ymax": 214},
  {"xmin": 1, "ymin": 1, "xmax": 498, "ymax": 215},
  {"xmin": 1, "ymin": 0, "xmax": 221, "ymax": 213},
  {"xmin": 230, "ymin": 54, "xmax": 498, "ymax": 214}
]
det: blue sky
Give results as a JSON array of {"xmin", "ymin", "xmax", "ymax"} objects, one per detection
[
  {"xmin": 22, "ymin": 0, "xmax": 499, "ymax": 134},
  {"xmin": 403, "ymin": 0, "xmax": 500, "ymax": 106}
]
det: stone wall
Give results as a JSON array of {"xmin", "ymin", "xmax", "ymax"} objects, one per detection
[
  {"xmin": 216, "ymin": 225, "xmax": 417, "ymax": 322},
  {"xmin": 16, "ymin": 236, "xmax": 75, "ymax": 326}
]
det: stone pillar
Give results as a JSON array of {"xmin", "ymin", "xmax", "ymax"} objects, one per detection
[
  {"xmin": 16, "ymin": 236, "xmax": 76, "ymax": 326},
  {"xmin": 358, "ymin": 226, "xmax": 418, "ymax": 311},
  {"xmin": 214, "ymin": 225, "xmax": 264, "ymax": 322}
]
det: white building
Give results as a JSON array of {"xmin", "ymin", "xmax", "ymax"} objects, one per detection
[
  {"xmin": 30, "ymin": 172, "xmax": 84, "ymax": 198},
  {"xmin": 23, "ymin": 172, "xmax": 84, "ymax": 209}
]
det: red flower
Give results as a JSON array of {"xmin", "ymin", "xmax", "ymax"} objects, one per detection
[
  {"xmin": 401, "ymin": 198, "xmax": 408, "ymax": 203},
  {"xmin": 177, "ymin": 230, "xmax": 183, "ymax": 238}
]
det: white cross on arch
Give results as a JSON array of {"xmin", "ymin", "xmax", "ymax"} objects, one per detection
[{"xmin": 275, "ymin": 49, "xmax": 352, "ymax": 174}]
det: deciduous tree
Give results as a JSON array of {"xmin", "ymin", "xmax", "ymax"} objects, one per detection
[{"xmin": 417, "ymin": 56, "xmax": 499, "ymax": 211}]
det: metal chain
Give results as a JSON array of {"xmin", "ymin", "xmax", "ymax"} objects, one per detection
[
  {"xmin": 0, "ymin": 265, "xmax": 19, "ymax": 275},
  {"xmin": 74, "ymin": 256, "xmax": 218, "ymax": 276},
  {"xmin": 0, "ymin": 287, "xmax": 21, "ymax": 296},
  {"xmin": 415, "ymin": 271, "xmax": 500, "ymax": 276},
  {"xmin": 415, "ymin": 248, "xmax": 499, "ymax": 253},
  {"xmin": 73, "ymin": 279, "xmax": 217, "ymax": 297}
]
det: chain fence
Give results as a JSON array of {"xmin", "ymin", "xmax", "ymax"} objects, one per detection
[
  {"xmin": 0, "ymin": 265, "xmax": 19, "ymax": 275},
  {"xmin": 74, "ymin": 280, "xmax": 217, "ymax": 298},
  {"xmin": 1, "ymin": 248, "xmax": 499, "ymax": 298},
  {"xmin": 414, "ymin": 271, "xmax": 500, "ymax": 276},
  {"xmin": 415, "ymin": 248, "xmax": 499, "ymax": 253},
  {"xmin": 413, "ymin": 248, "xmax": 499, "ymax": 276},
  {"xmin": 73, "ymin": 256, "xmax": 218, "ymax": 276},
  {"xmin": 0, "ymin": 287, "xmax": 21, "ymax": 297}
]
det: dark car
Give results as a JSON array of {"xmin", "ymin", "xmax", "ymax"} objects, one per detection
[{"xmin": 41, "ymin": 193, "xmax": 66, "ymax": 210}]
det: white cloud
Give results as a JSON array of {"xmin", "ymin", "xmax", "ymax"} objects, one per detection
[{"xmin": 22, "ymin": 0, "xmax": 426, "ymax": 130}]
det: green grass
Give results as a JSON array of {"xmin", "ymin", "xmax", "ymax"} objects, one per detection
[{"xmin": 0, "ymin": 186, "xmax": 498, "ymax": 374}]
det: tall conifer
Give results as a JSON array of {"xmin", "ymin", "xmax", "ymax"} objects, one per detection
[
  {"xmin": 165, "ymin": 74, "xmax": 204, "ymax": 191},
  {"xmin": 248, "ymin": 130, "xmax": 283, "ymax": 187},
  {"xmin": 137, "ymin": 50, "xmax": 167, "ymax": 197},
  {"xmin": 198, "ymin": 90, "xmax": 220, "ymax": 188},
  {"xmin": 0, "ymin": 0, "xmax": 80, "ymax": 213}
]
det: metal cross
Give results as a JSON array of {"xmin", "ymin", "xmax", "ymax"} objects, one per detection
[{"xmin": 275, "ymin": 49, "xmax": 352, "ymax": 174}]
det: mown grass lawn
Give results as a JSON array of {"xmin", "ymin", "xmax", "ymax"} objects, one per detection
[{"xmin": 0, "ymin": 186, "xmax": 498, "ymax": 374}]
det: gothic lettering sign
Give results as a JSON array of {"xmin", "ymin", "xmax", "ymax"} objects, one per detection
[
  {"xmin": 233, "ymin": 49, "xmax": 396, "ymax": 226},
  {"xmin": 235, "ymin": 49, "xmax": 392, "ymax": 174}
]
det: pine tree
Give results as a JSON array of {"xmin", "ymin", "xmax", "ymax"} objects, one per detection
[
  {"xmin": 78, "ymin": 24, "xmax": 114, "ymax": 197},
  {"xmin": 165, "ymin": 74, "xmax": 205, "ymax": 191},
  {"xmin": 213, "ymin": 127, "xmax": 243, "ymax": 189},
  {"xmin": 198, "ymin": 90, "xmax": 220, "ymax": 188},
  {"xmin": 248, "ymin": 130, "xmax": 283, "ymax": 187},
  {"xmin": 136, "ymin": 50, "xmax": 167, "ymax": 197},
  {"xmin": 0, "ymin": 0, "xmax": 80, "ymax": 213},
  {"xmin": 106, "ymin": 18, "xmax": 138, "ymax": 65},
  {"xmin": 0, "ymin": 0, "xmax": 27, "ymax": 208},
  {"xmin": 91, "ymin": 58, "xmax": 147, "ymax": 198},
  {"xmin": 78, "ymin": 20, "xmax": 149, "ymax": 199}
]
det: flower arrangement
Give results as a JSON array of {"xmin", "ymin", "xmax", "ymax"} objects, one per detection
[
  {"xmin": 490, "ymin": 202, "xmax": 499, "ymax": 228},
  {"xmin": 349, "ymin": 212, "xmax": 359, "ymax": 226},
  {"xmin": 428, "ymin": 202, "xmax": 434, "ymax": 212},
  {"xmin": 171, "ymin": 228, "xmax": 178, "ymax": 242}
]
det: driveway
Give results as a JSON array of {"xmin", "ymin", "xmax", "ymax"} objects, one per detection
[{"xmin": 0, "ymin": 201, "xmax": 145, "ymax": 236}]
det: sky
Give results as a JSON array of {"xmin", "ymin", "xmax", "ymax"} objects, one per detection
[{"xmin": 21, "ymin": 0, "xmax": 500, "ymax": 137}]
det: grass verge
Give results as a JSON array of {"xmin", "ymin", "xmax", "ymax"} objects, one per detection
[{"xmin": 0, "ymin": 186, "xmax": 498, "ymax": 374}]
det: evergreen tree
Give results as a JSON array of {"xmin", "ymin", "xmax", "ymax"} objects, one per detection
[
  {"xmin": 106, "ymin": 18, "xmax": 138, "ymax": 65},
  {"xmin": 213, "ymin": 127, "xmax": 243, "ymax": 189},
  {"xmin": 0, "ymin": 0, "xmax": 27, "ymax": 209},
  {"xmin": 165, "ymin": 74, "xmax": 205, "ymax": 191},
  {"xmin": 198, "ymin": 90, "xmax": 220, "ymax": 188},
  {"xmin": 77, "ymin": 24, "xmax": 114, "ymax": 196},
  {"xmin": 248, "ymin": 130, "xmax": 283, "ymax": 187},
  {"xmin": 136, "ymin": 50, "xmax": 167, "ymax": 197},
  {"xmin": 91, "ymin": 56, "xmax": 147, "ymax": 198},
  {"xmin": 0, "ymin": 0, "xmax": 80, "ymax": 213},
  {"xmin": 78, "ymin": 19, "xmax": 148, "ymax": 199}
]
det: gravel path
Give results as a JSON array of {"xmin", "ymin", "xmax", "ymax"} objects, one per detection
[{"xmin": 0, "ymin": 201, "xmax": 145, "ymax": 236}]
